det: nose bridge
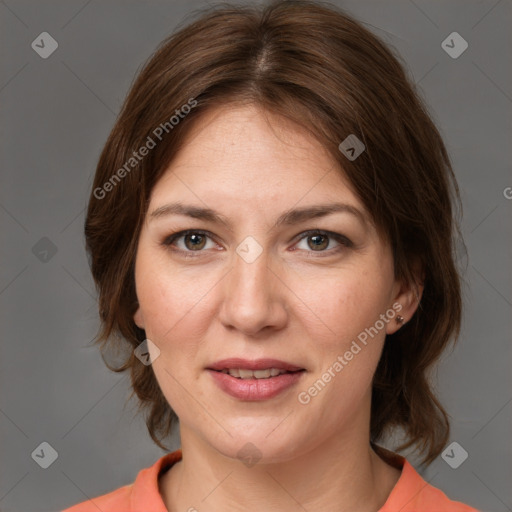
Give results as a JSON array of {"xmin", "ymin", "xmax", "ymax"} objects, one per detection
[
  {"xmin": 220, "ymin": 239, "xmax": 287, "ymax": 334},
  {"xmin": 230, "ymin": 242, "xmax": 273, "ymax": 304}
]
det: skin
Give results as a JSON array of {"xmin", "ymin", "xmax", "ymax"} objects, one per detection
[{"xmin": 133, "ymin": 103, "xmax": 423, "ymax": 512}]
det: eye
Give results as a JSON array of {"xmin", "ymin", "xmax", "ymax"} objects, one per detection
[
  {"xmin": 162, "ymin": 230, "xmax": 218, "ymax": 255},
  {"xmin": 293, "ymin": 230, "xmax": 353, "ymax": 255}
]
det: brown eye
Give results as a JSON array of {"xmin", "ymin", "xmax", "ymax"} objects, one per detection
[
  {"xmin": 162, "ymin": 230, "xmax": 216, "ymax": 255},
  {"xmin": 307, "ymin": 234, "xmax": 329, "ymax": 251},
  {"xmin": 184, "ymin": 233, "xmax": 207, "ymax": 251},
  {"xmin": 294, "ymin": 230, "xmax": 353, "ymax": 255}
]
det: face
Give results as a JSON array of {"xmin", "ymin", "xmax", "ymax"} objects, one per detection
[{"xmin": 133, "ymin": 104, "xmax": 417, "ymax": 463}]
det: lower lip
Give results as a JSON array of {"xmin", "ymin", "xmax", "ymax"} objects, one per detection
[{"xmin": 207, "ymin": 369, "xmax": 305, "ymax": 400}]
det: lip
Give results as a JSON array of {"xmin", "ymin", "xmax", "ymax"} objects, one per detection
[
  {"xmin": 207, "ymin": 358, "xmax": 304, "ymax": 372},
  {"xmin": 206, "ymin": 358, "xmax": 306, "ymax": 401},
  {"xmin": 207, "ymin": 369, "xmax": 305, "ymax": 400}
]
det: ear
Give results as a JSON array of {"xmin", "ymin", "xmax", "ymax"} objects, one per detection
[
  {"xmin": 133, "ymin": 305, "xmax": 145, "ymax": 330},
  {"xmin": 385, "ymin": 259, "xmax": 424, "ymax": 336}
]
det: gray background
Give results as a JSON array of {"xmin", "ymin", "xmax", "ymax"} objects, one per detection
[{"xmin": 0, "ymin": 0, "xmax": 511, "ymax": 511}]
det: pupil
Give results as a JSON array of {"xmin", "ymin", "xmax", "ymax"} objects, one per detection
[
  {"xmin": 310, "ymin": 234, "xmax": 327, "ymax": 250},
  {"xmin": 186, "ymin": 234, "xmax": 205, "ymax": 250}
]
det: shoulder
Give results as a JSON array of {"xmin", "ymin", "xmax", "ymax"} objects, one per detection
[
  {"xmin": 60, "ymin": 450, "xmax": 183, "ymax": 512},
  {"xmin": 381, "ymin": 457, "xmax": 480, "ymax": 511},
  {"xmin": 373, "ymin": 444, "xmax": 480, "ymax": 512},
  {"xmin": 61, "ymin": 484, "xmax": 133, "ymax": 512}
]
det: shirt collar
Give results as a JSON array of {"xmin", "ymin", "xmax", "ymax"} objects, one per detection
[{"xmin": 129, "ymin": 446, "xmax": 436, "ymax": 512}]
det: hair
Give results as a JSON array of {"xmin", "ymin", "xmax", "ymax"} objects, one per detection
[{"xmin": 85, "ymin": 0, "xmax": 464, "ymax": 465}]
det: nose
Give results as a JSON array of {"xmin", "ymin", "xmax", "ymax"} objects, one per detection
[{"xmin": 218, "ymin": 246, "xmax": 289, "ymax": 336}]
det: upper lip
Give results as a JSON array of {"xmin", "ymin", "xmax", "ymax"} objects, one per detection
[{"xmin": 207, "ymin": 358, "xmax": 304, "ymax": 372}]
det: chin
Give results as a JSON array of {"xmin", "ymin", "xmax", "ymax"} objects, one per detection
[{"xmin": 208, "ymin": 424, "xmax": 305, "ymax": 466}]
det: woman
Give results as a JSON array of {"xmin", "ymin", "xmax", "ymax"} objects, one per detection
[{"xmin": 62, "ymin": 0, "xmax": 479, "ymax": 510}]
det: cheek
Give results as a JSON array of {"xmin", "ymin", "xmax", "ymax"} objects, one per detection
[
  {"xmin": 296, "ymin": 268, "xmax": 390, "ymax": 346},
  {"xmin": 293, "ymin": 269, "xmax": 392, "ymax": 418},
  {"xmin": 135, "ymin": 251, "xmax": 215, "ymax": 340},
  {"xmin": 135, "ymin": 264, "xmax": 214, "ymax": 417}
]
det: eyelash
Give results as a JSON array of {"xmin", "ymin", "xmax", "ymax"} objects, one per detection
[{"xmin": 161, "ymin": 229, "xmax": 353, "ymax": 259}]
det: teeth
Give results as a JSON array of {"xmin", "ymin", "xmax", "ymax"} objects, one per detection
[
  {"xmin": 253, "ymin": 369, "xmax": 271, "ymax": 378},
  {"xmin": 222, "ymin": 368, "xmax": 290, "ymax": 379},
  {"xmin": 238, "ymin": 368, "xmax": 254, "ymax": 379}
]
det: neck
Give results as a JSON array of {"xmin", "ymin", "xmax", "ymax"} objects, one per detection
[{"xmin": 160, "ymin": 427, "xmax": 401, "ymax": 512}]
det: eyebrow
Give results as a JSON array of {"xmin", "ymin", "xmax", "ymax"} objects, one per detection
[{"xmin": 149, "ymin": 201, "xmax": 369, "ymax": 231}]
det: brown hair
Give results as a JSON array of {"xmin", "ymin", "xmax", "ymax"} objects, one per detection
[{"xmin": 85, "ymin": 0, "xmax": 464, "ymax": 465}]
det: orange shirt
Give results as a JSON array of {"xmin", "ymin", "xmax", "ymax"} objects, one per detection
[{"xmin": 61, "ymin": 447, "xmax": 480, "ymax": 511}]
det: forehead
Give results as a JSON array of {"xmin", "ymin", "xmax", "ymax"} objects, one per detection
[{"xmin": 151, "ymin": 103, "xmax": 362, "ymax": 207}]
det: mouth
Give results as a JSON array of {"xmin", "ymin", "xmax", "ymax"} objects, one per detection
[
  {"xmin": 206, "ymin": 358, "xmax": 306, "ymax": 400},
  {"xmin": 207, "ymin": 357, "xmax": 305, "ymax": 375},
  {"xmin": 213, "ymin": 367, "xmax": 303, "ymax": 379}
]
